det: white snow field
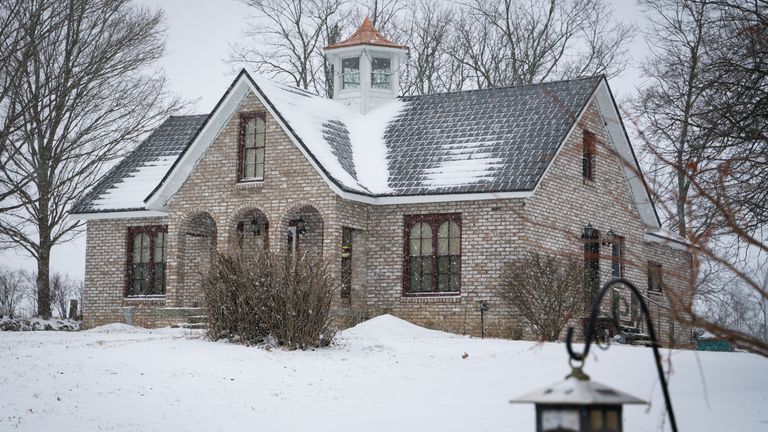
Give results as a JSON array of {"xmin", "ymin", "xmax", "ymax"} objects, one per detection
[{"xmin": 1, "ymin": 315, "xmax": 766, "ymax": 431}]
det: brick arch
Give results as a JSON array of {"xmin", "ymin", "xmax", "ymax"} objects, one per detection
[
  {"xmin": 178, "ymin": 211, "xmax": 217, "ymax": 307},
  {"xmin": 228, "ymin": 207, "xmax": 270, "ymax": 252},
  {"xmin": 281, "ymin": 204, "xmax": 325, "ymax": 259}
]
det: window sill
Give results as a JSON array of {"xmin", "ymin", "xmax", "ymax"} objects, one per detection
[
  {"xmin": 582, "ymin": 178, "xmax": 596, "ymax": 186},
  {"xmin": 236, "ymin": 179, "xmax": 264, "ymax": 189},
  {"xmin": 124, "ymin": 295, "xmax": 166, "ymax": 302},
  {"xmin": 401, "ymin": 294, "xmax": 461, "ymax": 304}
]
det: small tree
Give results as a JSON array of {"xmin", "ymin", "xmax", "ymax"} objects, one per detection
[
  {"xmin": 498, "ymin": 252, "xmax": 586, "ymax": 342},
  {"xmin": 0, "ymin": 266, "xmax": 28, "ymax": 318}
]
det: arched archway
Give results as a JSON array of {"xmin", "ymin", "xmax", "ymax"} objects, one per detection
[
  {"xmin": 180, "ymin": 212, "xmax": 217, "ymax": 306},
  {"xmin": 283, "ymin": 205, "xmax": 324, "ymax": 259},
  {"xmin": 229, "ymin": 207, "xmax": 269, "ymax": 252}
]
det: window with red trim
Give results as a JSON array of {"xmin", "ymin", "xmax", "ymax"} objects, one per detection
[
  {"xmin": 126, "ymin": 226, "xmax": 167, "ymax": 296},
  {"xmin": 583, "ymin": 130, "xmax": 595, "ymax": 180},
  {"xmin": 403, "ymin": 214, "xmax": 461, "ymax": 295},
  {"xmin": 239, "ymin": 112, "xmax": 266, "ymax": 181}
]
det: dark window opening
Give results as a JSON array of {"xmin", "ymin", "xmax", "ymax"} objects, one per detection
[
  {"xmin": 239, "ymin": 112, "xmax": 266, "ymax": 181},
  {"xmin": 403, "ymin": 214, "xmax": 461, "ymax": 295},
  {"xmin": 648, "ymin": 262, "xmax": 663, "ymax": 293},
  {"xmin": 583, "ymin": 130, "xmax": 596, "ymax": 180},
  {"xmin": 126, "ymin": 226, "xmax": 167, "ymax": 297},
  {"xmin": 611, "ymin": 236, "xmax": 624, "ymax": 278},
  {"xmin": 341, "ymin": 227, "xmax": 353, "ymax": 299},
  {"xmin": 582, "ymin": 225, "xmax": 600, "ymax": 310}
]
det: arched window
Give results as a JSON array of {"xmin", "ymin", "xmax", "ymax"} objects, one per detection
[
  {"xmin": 404, "ymin": 214, "xmax": 461, "ymax": 295},
  {"xmin": 127, "ymin": 226, "xmax": 167, "ymax": 297},
  {"xmin": 235, "ymin": 212, "xmax": 268, "ymax": 251},
  {"xmin": 437, "ymin": 221, "xmax": 461, "ymax": 292}
]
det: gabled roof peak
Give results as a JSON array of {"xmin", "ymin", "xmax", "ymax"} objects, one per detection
[{"xmin": 325, "ymin": 16, "xmax": 408, "ymax": 51}]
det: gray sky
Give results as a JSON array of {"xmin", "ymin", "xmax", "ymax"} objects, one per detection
[{"xmin": 0, "ymin": 0, "xmax": 651, "ymax": 279}]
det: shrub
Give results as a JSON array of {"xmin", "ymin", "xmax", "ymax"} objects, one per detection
[
  {"xmin": 202, "ymin": 250, "xmax": 337, "ymax": 349},
  {"xmin": 498, "ymin": 252, "xmax": 586, "ymax": 342}
]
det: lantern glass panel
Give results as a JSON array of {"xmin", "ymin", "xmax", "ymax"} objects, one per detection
[
  {"xmin": 541, "ymin": 408, "xmax": 580, "ymax": 431},
  {"xmin": 588, "ymin": 408, "xmax": 621, "ymax": 432}
]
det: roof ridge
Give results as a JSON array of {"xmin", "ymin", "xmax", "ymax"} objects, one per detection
[{"xmin": 399, "ymin": 75, "xmax": 604, "ymax": 99}]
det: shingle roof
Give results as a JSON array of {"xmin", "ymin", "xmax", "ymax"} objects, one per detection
[
  {"xmin": 74, "ymin": 74, "xmax": 602, "ymax": 214},
  {"xmin": 386, "ymin": 78, "xmax": 600, "ymax": 195},
  {"xmin": 72, "ymin": 115, "xmax": 208, "ymax": 213}
]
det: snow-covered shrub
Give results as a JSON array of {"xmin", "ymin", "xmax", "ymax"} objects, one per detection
[
  {"xmin": 202, "ymin": 250, "xmax": 337, "ymax": 349},
  {"xmin": 498, "ymin": 253, "xmax": 586, "ymax": 342}
]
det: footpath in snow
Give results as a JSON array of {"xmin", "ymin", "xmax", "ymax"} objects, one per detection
[{"xmin": 1, "ymin": 314, "xmax": 766, "ymax": 431}]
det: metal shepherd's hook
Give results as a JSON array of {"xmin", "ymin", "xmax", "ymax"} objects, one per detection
[{"xmin": 565, "ymin": 278, "xmax": 679, "ymax": 432}]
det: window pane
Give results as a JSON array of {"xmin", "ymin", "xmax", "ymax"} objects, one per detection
[
  {"xmin": 371, "ymin": 58, "xmax": 391, "ymax": 89},
  {"xmin": 342, "ymin": 57, "xmax": 360, "ymax": 89},
  {"xmin": 605, "ymin": 410, "xmax": 619, "ymax": 429},
  {"xmin": 245, "ymin": 118, "xmax": 255, "ymax": 148},
  {"xmin": 255, "ymin": 162, "xmax": 264, "ymax": 179},
  {"xmin": 590, "ymin": 410, "xmax": 604, "ymax": 430},
  {"xmin": 154, "ymin": 232, "xmax": 166, "ymax": 263},
  {"xmin": 255, "ymin": 147, "xmax": 265, "ymax": 164},
  {"xmin": 255, "ymin": 116, "xmax": 265, "ymax": 134},
  {"xmin": 153, "ymin": 263, "xmax": 165, "ymax": 294}
]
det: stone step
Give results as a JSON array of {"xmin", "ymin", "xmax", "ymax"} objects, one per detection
[
  {"xmin": 187, "ymin": 315, "xmax": 208, "ymax": 324},
  {"xmin": 171, "ymin": 322, "xmax": 207, "ymax": 330}
]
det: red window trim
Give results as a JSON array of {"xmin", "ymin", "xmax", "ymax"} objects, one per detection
[
  {"xmin": 402, "ymin": 213, "xmax": 462, "ymax": 297},
  {"xmin": 583, "ymin": 129, "xmax": 596, "ymax": 181},
  {"xmin": 238, "ymin": 111, "xmax": 267, "ymax": 182},
  {"xmin": 125, "ymin": 225, "xmax": 168, "ymax": 297}
]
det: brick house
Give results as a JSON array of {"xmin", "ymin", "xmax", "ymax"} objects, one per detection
[{"xmin": 71, "ymin": 19, "xmax": 691, "ymax": 345}]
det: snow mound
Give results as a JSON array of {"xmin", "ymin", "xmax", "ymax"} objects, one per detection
[
  {"xmin": 86, "ymin": 323, "xmax": 144, "ymax": 333},
  {"xmin": 343, "ymin": 314, "xmax": 459, "ymax": 339}
]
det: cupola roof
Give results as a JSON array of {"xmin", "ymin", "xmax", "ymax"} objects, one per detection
[{"xmin": 325, "ymin": 17, "xmax": 408, "ymax": 51}]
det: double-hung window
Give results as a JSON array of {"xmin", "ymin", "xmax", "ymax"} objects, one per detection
[
  {"xmin": 371, "ymin": 57, "xmax": 392, "ymax": 89},
  {"xmin": 404, "ymin": 214, "xmax": 461, "ymax": 295},
  {"xmin": 126, "ymin": 226, "xmax": 167, "ymax": 296},
  {"xmin": 341, "ymin": 57, "xmax": 360, "ymax": 90},
  {"xmin": 611, "ymin": 236, "xmax": 624, "ymax": 278},
  {"xmin": 239, "ymin": 113, "xmax": 266, "ymax": 181}
]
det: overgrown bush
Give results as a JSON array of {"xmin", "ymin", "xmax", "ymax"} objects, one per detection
[
  {"xmin": 202, "ymin": 250, "xmax": 337, "ymax": 349},
  {"xmin": 498, "ymin": 252, "xmax": 586, "ymax": 342}
]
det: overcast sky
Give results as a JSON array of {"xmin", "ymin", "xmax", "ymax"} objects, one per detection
[{"xmin": 1, "ymin": 0, "xmax": 652, "ymax": 279}]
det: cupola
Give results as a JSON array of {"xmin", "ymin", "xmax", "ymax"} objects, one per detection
[{"xmin": 324, "ymin": 17, "xmax": 409, "ymax": 114}]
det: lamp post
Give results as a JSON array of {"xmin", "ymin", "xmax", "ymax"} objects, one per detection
[{"xmin": 512, "ymin": 278, "xmax": 679, "ymax": 432}]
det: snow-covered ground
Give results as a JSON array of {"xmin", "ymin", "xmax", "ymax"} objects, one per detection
[{"xmin": 1, "ymin": 315, "xmax": 766, "ymax": 431}]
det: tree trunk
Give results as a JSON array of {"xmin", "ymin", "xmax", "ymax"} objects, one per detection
[{"xmin": 36, "ymin": 245, "xmax": 51, "ymax": 318}]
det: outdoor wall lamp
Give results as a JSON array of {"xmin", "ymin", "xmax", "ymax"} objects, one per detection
[
  {"xmin": 603, "ymin": 229, "xmax": 617, "ymax": 246},
  {"xmin": 511, "ymin": 278, "xmax": 679, "ymax": 432},
  {"xmin": 249, "ymin": 215, "xmax": 264, "ymax": 236}
]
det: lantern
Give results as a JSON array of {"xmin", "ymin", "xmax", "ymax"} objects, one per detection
[{"xmin": 511, "ymin": 365, "xmax": 645, "ymax": 432}]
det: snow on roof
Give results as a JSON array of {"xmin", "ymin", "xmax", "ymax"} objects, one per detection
[
  {"xmin": 511, "ymin": 375, "xmax": 646, "ymax": 405},
  {"xmin": 72, "ymin": 115, "xmax": 207, "ymax": 214},
  {"xmin": 254, "ymin": 77, "xmax": 405, "ymax": 195}
]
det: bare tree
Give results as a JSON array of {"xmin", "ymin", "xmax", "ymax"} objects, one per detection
[
  {"xmin": 455, "ymin": 0, "xmax": 633, "ymax": 88},
  {"xmin": 231, "ymin": 0, "xmax": 346, "ymax": 96},
  {"xmin": 0, "ymin": 266, "xmax": 28, "ymax": 319},
  {"xmin": 498, "ymin": 252, "xmax": 586, "ymax": 342},
  {"xmin": 49, "ymin": 272, "xmax": 77, "ymax": 319},
  {"xmin": 0, "ymin": 0, "xmax": 182, "ymax": 318},
  {"xmin": 631, "ymin": 0, "xmax": 767, "ymax": 355},
  {"xmin": 398, "ymin": 0, "xmax": 467, "ymax": 95}
]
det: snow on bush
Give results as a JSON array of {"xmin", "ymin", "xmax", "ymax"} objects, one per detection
[
  {"xmin": 202, "ymin": 250, "xmax": 336, "ymax": 349},
  {"xmin": 0, "ymin": 317, "xmax": 79, "ymax": 331}
]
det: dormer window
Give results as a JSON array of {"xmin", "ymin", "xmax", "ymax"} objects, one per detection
[
  {"xmin": 341, "ymin": 57, "xmax": 360, "ymax": 89},
  {"xmin": 239, "ymin": 112, "xmax": 265, "ymax": 181},
  {"xmin": 371, "ymin": 57, "xmax": 392, "ymax": 89}
]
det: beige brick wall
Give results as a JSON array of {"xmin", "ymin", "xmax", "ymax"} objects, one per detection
[{"xmin": 82, "ymin": 91, "xmax": 692, "ymax": 347}]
